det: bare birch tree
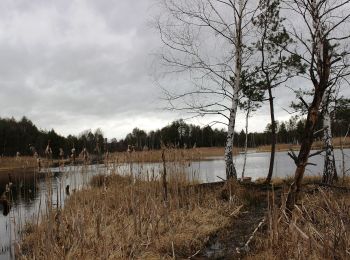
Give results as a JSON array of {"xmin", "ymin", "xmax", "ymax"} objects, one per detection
[
  {"xmin": 156, "ymin": 0, "xmax": 256, "ymax": 179},
  {"xmin": 321, "ymin": 87, "xmax": 338, "ymax": 184},
  {"xmin": 283, "ymin": 0, "xmax": 350, "ymax": 212}
]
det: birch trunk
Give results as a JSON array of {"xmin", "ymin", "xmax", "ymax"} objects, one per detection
[
  {"xmin": 322, "ymin": 107, "xmax": 337, "ymax": 184},
  {"xmin": 225, "ymin": 86, "xmax": 239, "ymax": 179},
  {"xmin": 224, "ymin": 0, "xmax": 243, "ymax": 180}
]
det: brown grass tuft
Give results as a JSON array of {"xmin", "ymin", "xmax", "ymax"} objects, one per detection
[
  {"xmin": 19, "ymin": 170, "xmax": 240, "ymax": 259},
  {"xmin": 248, "ymin": 186, "xmax": 350, "ymax": 259}
]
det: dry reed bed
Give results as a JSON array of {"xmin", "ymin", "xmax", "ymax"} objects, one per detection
[
  {"xmin": 256, "ymin": 137, "xmax": 350, "ymax": 152},
  {"xmin": 107, "ymin": 147, "xmax": 240, "ymax": 164},
  {"xmin": 0, "ymin": 157, "xmax": 37, "ymax": 170},
  {"xmin": 248, "ymin": 185, "xmax": 350, "ymax": 259},
  {"xmin": 0, "ymin": 156, "xmax": 63, "ymax": 174},
  {"xmin": 19, "ymin": 173, "xmax": 241, "ymax": 259}
]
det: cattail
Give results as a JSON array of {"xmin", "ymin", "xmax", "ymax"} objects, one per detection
[{"xmin": 65, "ymin": 185, "xmax": 70, "ymax": 196}]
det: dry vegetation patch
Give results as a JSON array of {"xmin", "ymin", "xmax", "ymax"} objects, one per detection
[
  {"xmin": 19, "ymin": 174, "xmax": 240, "ymax": 259},
  {"xmin": 248, "ymin": 186, "xmax": 350, "ymax": 259},
  {"xmin": 0, "ymin": 157, "xmax": 37, "ymax": 170},
  {"xmin": 106, "ymin": 147, "xmax": 241, "ymax": 164}
]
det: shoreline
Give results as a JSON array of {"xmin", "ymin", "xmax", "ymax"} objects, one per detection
[
  {"xmin": 1, "ymin": 145, "xmax": 348, "ymax": 259},
  {"xmin": 1, "ymin": 144, "xmax": 349, "ymax": 174},
  {"xmin": 17, "ymin": 173, "xmax": 350, "ymax": 259}
]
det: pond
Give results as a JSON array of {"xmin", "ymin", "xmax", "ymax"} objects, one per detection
[
  {"xmin": 0, "ymin": 149, "xmax": 349, "ymax": 259},
  {"xmin": 194, "ymin": 149, "xmax": 349, "ymax": 182}
]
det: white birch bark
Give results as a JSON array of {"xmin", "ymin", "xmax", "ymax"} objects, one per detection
[
  {"xmin": 225, "ymin": 84, "xmax": 240, "ymax": 179},
  {"xmin": 225, "ymin": 0, "xmax": 243, "ymax": 180},
  {"xmin": 322, "ymin": 103, "xmax": 337, "ymax": 184},
  {"xmin": 311, "ymin": 0, "xmax": 336, "ymax": 183}
]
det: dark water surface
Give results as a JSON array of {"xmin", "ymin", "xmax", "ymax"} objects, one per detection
[{"xmin": 0, "ymin": 149, "xmax": 349, "ymax": 259}]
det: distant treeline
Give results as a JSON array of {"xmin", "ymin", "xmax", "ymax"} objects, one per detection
[
  {"xmin": 0, "ymin": 117, "xmax": 105, "ymax": 158},
  {"xmin": 0, "ymin": 111, "xmax": 349, "ymax": 157}
]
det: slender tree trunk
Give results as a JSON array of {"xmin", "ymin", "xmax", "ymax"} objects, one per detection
[
  {"xmin": 265, "ymin": 88, "xmax": 276, "ymax": 183},
  {"xmin": 322, "ymin": 108, "xmax": 337, "ymax": 184},
  {"xmin": 242, "ymin": 108, "xmax": 250, "ymax": 179},
  {"xmin": 225, "ymin": 90, "xmax": 239, "ymax": 180},
  {"xmin": 286, "ymin": 89, "xmax": 325, "ymax": 213},
  {"xmin": 258, "ymin": 1, "xmax": 276, "ymax": 184},
  {"xmin": 225, "ymin": 0, "xmax": 243, "ymax": 180}
]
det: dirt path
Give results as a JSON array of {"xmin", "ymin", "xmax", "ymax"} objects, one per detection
[
  {"xmin": 192, "ymin": 183, "xmax": 276, "ymax": 260},
  {"xmin": 198, "ymin": 205, "xmax": 267, "ymax": 259}
]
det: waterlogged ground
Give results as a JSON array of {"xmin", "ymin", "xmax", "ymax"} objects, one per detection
[{"xmin": 0, "ymin": 149, "xmax": 349, "ymax": 259}]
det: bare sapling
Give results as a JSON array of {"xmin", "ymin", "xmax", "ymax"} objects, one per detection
[{"xmin": 156, "ymin": 0, "xmax": 257, "ymax": 180}]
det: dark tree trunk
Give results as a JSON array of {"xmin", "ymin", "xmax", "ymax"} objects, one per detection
[
  {"xmin": 285, "ymin": 0, "xmax": 335, "ymax": 213},
  {"xmin": 265, "ymin": 88, "xmax": 276, "ymax": 183},
  {"xmin": 161, "ymin": 149, "xmax": 168, "ymax": 203},
  {"xmin": 286, "ymin": 89, "xmax": 325, "ymax": 213}
]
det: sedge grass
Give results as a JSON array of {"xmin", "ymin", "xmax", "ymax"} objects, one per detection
[
  {"xmin": 18, "ymin": 150, "xmax": 242, "ymax": 259},
  {"xmin": 247, "ymin": 183, "xmax": 350, "ymax": 259}
]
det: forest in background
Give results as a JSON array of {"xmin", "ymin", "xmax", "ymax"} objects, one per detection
[{"xmin": 0, "ymin": 105, "xmax": 348, "ymax": 158}]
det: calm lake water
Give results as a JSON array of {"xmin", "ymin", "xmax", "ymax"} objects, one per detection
[{"xmin": 0, "ymin": 149, "xmax": 349, "ymax": 259}]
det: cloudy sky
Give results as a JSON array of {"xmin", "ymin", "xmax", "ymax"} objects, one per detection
[{"xmin": 0, "ymin": 0, "xmax": 347, "ymax": 139}]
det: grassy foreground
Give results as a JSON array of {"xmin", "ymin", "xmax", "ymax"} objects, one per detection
[
  {"xmin": 250, "ymin": 183, "xmax": 350, "ymax": 259},
  {"xmin": 7, "ymin": 144, "xmax": 350, "ymax": 259},
  {"xmin": 18, "ymin": 173, "xmax": 241, "ymax": 259},
  {"xmin": 18, "ymin": 174, "xmax": 350, "ymax": 259}
]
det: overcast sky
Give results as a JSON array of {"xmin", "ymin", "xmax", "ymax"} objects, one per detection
[{"xmin": 0, "ymin": 0, "xmax": 347, "ymax": 140}]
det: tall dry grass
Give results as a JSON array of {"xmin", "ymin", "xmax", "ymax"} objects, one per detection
[
  {"xmin": 256, "ymin": 136, "xmax": 350, "ymax": 152},
  {"xmin": 105, "ymin": 147, "xmax": 240, "ymax": 164},
  {"xmin": 0, "ymin": 156, "xmax": 64, "ymax": 174},
  {"xmin": 256, "ymin": 144, "xmax": 301, "ymax": 153},
  {"xmin": 0, "ymin": 156, "xmax": 37, "ymax": 170},
  {"xmin": 18, "ymin": 150, "xmax": 242, "ymax": 259},
  {"xmin": 248, "ymin": 185, "xmax": 350, "ymax": 259},
  {"xmin": 15, "ymin": 146, "xmax": 350, "ymax": 259}
]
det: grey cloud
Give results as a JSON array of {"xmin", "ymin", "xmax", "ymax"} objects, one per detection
[
  {"xmin": 0, "ymin": 0, "xmax": 348, "ymax": 140},
  {"xmin": 0, "ymin": 0, "xmax": 170, "ymax": 138}
]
